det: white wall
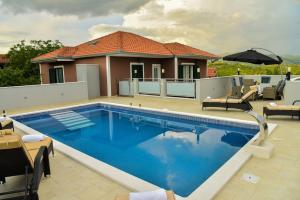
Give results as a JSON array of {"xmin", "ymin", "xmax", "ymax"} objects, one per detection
[
  {"xmin": 199, "ymin": 77, "xmax": 232, "ymax": 101},
  {"xmin": 284, "ymin": 81, "xmax": 300, "ymax": 105},
  {"xmin": 0, "ymin": 82, "xmax": 88, "ymax": 111}
]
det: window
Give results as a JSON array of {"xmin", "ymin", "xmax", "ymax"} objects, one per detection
[{"xmin": 49, "ymin": 66, "xmax": 65, "ymax": 83}]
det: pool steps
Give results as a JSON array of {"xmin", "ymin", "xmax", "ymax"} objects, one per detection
[{"xmin": 50, "ymin": 111, "xmax": 95, "ymax": 131}]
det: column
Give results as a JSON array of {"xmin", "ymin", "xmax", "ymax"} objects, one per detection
[
  {"xmin": 106, "ymin": 55, "xmax": 111, "ymax": 96},
  {"xmin": 174, "ymin": 56, "xmax": 178, "ymax": 79}
]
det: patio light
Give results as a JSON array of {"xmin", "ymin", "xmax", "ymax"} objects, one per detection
[
  {"xmin": 162, "ymin": 68, "xmax": 165, "ymax": 74},
  {"xmin": 286, "ymin": 67, "xmax": 291, "ymax": 80},
  {"xmin": 197, "ymin": 68, "xmax": 200, "ymax": 73}
]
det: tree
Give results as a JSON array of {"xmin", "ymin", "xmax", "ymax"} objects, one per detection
[{"xmin": 1, "ymin": 40, "xmax": 63, "ymax": 87}]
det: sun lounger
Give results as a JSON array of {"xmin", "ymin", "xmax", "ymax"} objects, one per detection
[
  {"xmin": 115, "ymin": 190, "xmax": 176, "ymax": 200},
  {"xmin": 0, "ymin": 119, "xmax": 14, "ymax": 130},
  {"xmin": 0, "ymin": 130, "xmax": 53, "ymax": 183},
  {"xmin": 263, "ymin": 100, "xmax": 300, "ymax": 120},
  {"xmin": 0, "ymin": 146, "xmax": 47, "ymax": 200},
  {"xmin": 202, "ymin": 86, "xmax": 257, "ymax": 111}
]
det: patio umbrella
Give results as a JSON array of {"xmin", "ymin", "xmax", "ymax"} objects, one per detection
[{"xmin": 223, "ymin": 49, "xmax": 282, "ymax": 65}]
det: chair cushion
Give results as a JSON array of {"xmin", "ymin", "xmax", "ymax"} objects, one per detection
[
  {"xmin": 227, "ymin": 98, "xmax": 243, "ymax": 104},
  {"xmin": 0, "ymin": 119, "xmax": 13, "ymax": 128},
  {"xmin": 0, "ymin": 129, "xmax": 13, "ymax": 136},
  {"xmin": 24, "ymin": 137, "xmax": 52, "ymax": 151},
  {"xmin": 0, "ymin": 132, "xmax": 53, "ymax": 167},
  {"xmin": 204, "ymin": 98, "xmax": 227, "ymax": 103},
  {"xmin": 241, "ymin": 87, "xmax": 257, "ymax": 100},
  {"xmin": 204, "ymin": 98, "xmax": 242, "ymax": 104},
  {"xmin": 0, "ymin": 134, "xmax": 22, "ymax": 150},
  {"xmin": 266, "ymin": 105, "xmax": 300, "ymax": 111},
  {"xmin": 27, "ymin": 149, "xmax": 39, "ymax": 166}
]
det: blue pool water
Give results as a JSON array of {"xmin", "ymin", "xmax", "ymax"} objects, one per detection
[{"xmin": 14, "ymin": 104, "xmax": 259, "ymax": 197}]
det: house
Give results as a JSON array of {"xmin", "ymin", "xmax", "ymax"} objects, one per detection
[
  {"xmin": 32, "ymin": 31, "xmax": 219, "ymax": 96},
  {"xmin": 0, "ymin": 54, "xmax": 9, "ymax": 69}
]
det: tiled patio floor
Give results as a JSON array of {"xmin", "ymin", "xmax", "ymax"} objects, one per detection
[{"xmin": 2, "ymin": 96, "xmax": 300, "ymax": 200}]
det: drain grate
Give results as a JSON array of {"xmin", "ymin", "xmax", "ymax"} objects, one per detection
[{"xmin": 242, "ymin": 173, "xmax": 260, "ymax": 184}]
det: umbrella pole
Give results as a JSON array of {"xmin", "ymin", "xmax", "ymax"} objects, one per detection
[{"xmin": 279, "ymin": 64, "xmax": 283, "ymax": 80}]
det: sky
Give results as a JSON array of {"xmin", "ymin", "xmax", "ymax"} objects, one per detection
[{"xmin": 0, "ymin": 0, "xmax": 299, "ymax": 55}]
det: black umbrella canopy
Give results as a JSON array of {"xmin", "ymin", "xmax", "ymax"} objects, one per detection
[{"xmin": 223, "ymin": 49, "xmax": 282, "ymax": 65}]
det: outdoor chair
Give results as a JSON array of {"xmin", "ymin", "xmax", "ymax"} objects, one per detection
[
  {"xmin": 243, "ymin": 79, "xmax": 256, "ymax": 100},
  {"xmin": 0, "ymin": 146, "xmax": 47, "ymax": 200},
  {"xmin": 263, "ymin": 79, "xmax": 286, "ymax": 100},
  {"xmin": 263, "ymin": 100, "xmax": 300, "ymax": 120},
  {"xmin": 239, "ymin": 76, "xmax": 244, "ymax": 86},
  {"xmin": 115, "ymin": 190, "xmax": 176, "ymax": 200},
  {"xmin": 0, "ymin": 119, "xmax": 14, "ymax": 130},
  {"xmin": 202, "ymin": 85, "xmax": 257, "ymax": 111},
  {"xmin": 231, "ymin": 86, "xmax": 242, "ymax": 97},
  {"xmin": 231, "ymin": 78, "xmax": 242, "ymax": 97},
  {"xmin": 0, "ymin": 130, "xmax": 53, "ymax": 184}
]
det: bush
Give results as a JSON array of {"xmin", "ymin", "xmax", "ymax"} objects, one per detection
[{"xmin": 0, "ymin": 40, "xmax": 62, "ymax": 87}]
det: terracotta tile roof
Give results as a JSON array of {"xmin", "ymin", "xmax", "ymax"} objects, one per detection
[
  {"xmin": 0, "ymin": 54, "xmax": 9, "ymax": 64},
  {"xmin": 32, "ymin": 31, "xmax": 218, "ymax": 62},
  {"xmin": 33, "ymin": 47, "xmax": 76, "ymax": 61},
  {"xmin": 164, "ymin": 42, "xmax": 219, "ymax": 59},
  {"xmin": 73, "ymin": 31, "xmax": 172, "ymax": 57}
]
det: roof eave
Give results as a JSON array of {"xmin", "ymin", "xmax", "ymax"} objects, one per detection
[
  {"xmin": 177, "ymin": 54, "xmax": 220, "ymax": 60},
  {"xmin": 31, "ymin": 57, "xmax": 74, "ymax": 63}
]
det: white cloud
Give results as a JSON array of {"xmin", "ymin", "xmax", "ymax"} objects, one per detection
[
  {"xmin": 0, "ymin": 11, "xmax": 87, "ymax": 52},
  {"xmin": 0, "ymin": 0, "xmax": 299, "ymax": 55}
]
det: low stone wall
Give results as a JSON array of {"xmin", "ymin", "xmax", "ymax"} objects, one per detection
[
  {"xmin": 284, "ymin": 81, "xmax": 300, "ymax": 105},
  {"xmin": 0, "ymin": 82, "xmax": 89, "ymax": 111}
]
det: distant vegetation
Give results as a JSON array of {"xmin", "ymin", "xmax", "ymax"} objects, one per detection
[
  {"xmin": 0, "ymin": 40, "xmax": 62, "ymax": 87},
  {"xmin": 209, "ymin": 61, "xmax": 300, "ymax": 77}
]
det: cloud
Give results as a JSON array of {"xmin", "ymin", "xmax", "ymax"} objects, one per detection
[
  {"xmin": 89, "ymin": 0, "xmax": 300, "ymax": 55},
  {"xmin": 0, "ymin": 0, "xmax": 152, "ymax": 17},
  {"xmin": 0, "ymin": 10, "xmax": 93, "ymax": 53},
  {"xmin": 0, "ymin": 0, "xmax": 299, "ymax": 55}
]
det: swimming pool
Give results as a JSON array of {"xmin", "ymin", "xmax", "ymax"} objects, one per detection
[{"xmin": 13, "ymin": 103, "xmax": 259, "ymax": 198}]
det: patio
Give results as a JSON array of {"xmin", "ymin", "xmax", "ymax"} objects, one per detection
[{"xmin": 3, "ymin": 96, "xmax": 300, "ymax": 200}]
